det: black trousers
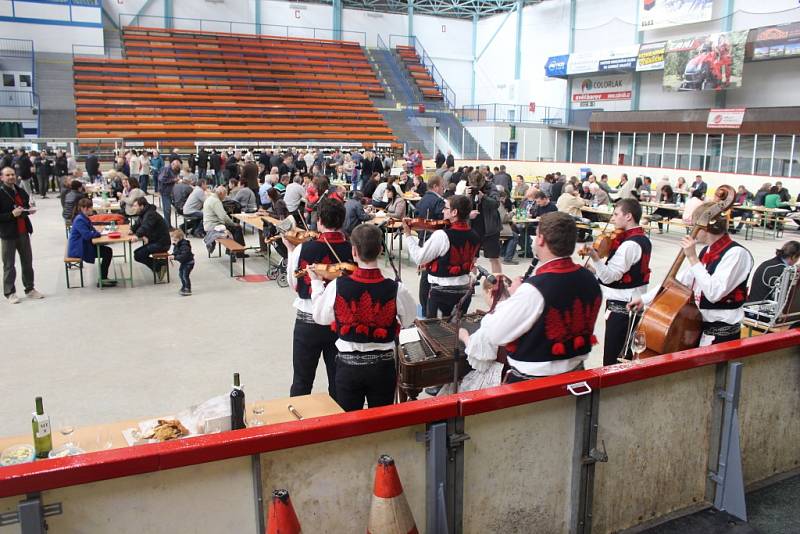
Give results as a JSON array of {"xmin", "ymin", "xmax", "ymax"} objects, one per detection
[
  {"xmin": 335, "ymin": 358, "xmax": 396, "ymax": 412},
  {"xmin": 37, "ymin": 174, "xmax": 49, "ymax": 197},
  {"xmin": 291, "ymin": 319, "xmax": 338, "ymax": 399},
  {"xmin": 604, "ymin": 302, "xmax": 631, "ymax": 366},
  {"xmin": 419, "ymin": 271, "xmax": 430, "ymax": 314},
  {"xmin": 97, "ymin": 245, "xmax": 113, "ymax": 280},
  {"xmin": 426, "ymin": 285, "xmax": 471, "ymax": 318},
  {"xmin": 133, "ymin": 243, "xmax": 169, "ymax": 271}
]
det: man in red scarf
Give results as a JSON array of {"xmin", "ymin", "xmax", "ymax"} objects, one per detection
[
  {"xmin": 586, "ymin": 199, "xmax": 651, "ymax": 365},
  {"xmin": 631, "ymin": 214, "xmax": 753, "ymax": 346},
  {"xmin": 0, "ymin": 166, "xmax": 44, "ymax": 304}
]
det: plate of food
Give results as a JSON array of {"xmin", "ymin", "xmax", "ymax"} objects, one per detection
[{"xmin": 1, "ymin": 444, "xmax": 35, "ymax": 466}]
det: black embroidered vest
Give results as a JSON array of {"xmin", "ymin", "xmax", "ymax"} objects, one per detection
[
  {"xmin": 296, "ymin": 232, "xmax": 353, "ymax": 300},
  {"xmin": 333, "ymin": 268, "xmax": 400, "ymax": 343},
  {"xmin": 507, "ymin": 258, "xmax": 602, "ymax": 362},
  {"xmin": 602, "ymin": 228, "xmax": 651, "ymax": 290},
  {"xmin": 426, "ymin": 222, "xmax": 480, "ymax": 278}
]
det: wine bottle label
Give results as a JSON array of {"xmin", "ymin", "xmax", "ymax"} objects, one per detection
[{"xmin": 34, "ymin": 417, "xmax": 51, "ymax": 438}]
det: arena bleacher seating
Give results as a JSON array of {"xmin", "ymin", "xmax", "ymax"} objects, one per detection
[
  {"xmin": 73, "ymin": 27, "xmax": 395, "ymax": 148},
  {"xmin": 395, "ymin": 45, "xmax": 443, "ymax": 101}
]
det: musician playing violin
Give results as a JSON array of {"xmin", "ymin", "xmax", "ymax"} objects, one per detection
[
  {"xmin": 629, "ymin": 214, "xmax": 753, "ymax": 346},
  {"xmin": 460, "ymin": 212, "xmax": 602, "ymax": 383},
  {"xmin": 286, "ymin": 197, "xmax": 354, "ymax": 400},
  {"xmin": 412, "ymin": 176, "xmax": 446, "ymax": 313},
  {"xmin": 310, "ymin": 224, "xmax": 416, "ymax": 411},
  {"xmin": 402, "ymin": 194, "xmax": 481, "ymax": 318},
  {"xmin": 585, "ymin": 199, "xmax": 652, "ymax": 365}
]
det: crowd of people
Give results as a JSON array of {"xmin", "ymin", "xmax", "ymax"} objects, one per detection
[{"xmin": 2, "ymin": 145, "xmax": 799, "ymax": 414}]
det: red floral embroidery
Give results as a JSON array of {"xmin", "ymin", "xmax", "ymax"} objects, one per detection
[
  {"xmin": 334, "ymin": 291, "xmax": 397, "ymax": 339},
  {"xmin": 543, "ymin": 296, "xmax": 602, "ymax": 356},
  {"xmin": 447, "ymin": 242, "xmax": 479, "ymax": 275}
]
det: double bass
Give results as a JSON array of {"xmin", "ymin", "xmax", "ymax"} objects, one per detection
[{"xmin": 637, "ymin": 185, "xmax": 735, "ymax": 356}]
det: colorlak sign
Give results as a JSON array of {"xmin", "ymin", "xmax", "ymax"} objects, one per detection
[{"xmin": 571, "ymin": 75, "xmax": 632, "ymax": 104}]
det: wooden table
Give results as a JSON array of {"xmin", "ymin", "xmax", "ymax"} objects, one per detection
[
  {"xmin": 92, "ymin": 224, "xmax": 135, "ymax": 288},
  {"xmin": 233, "ymin": 213, "xmax": 268, "ymax": 254},
  {"xmin": 91, "ymin": 200, "xmax": 121, "ymax": 213},
  {"xmin": 581, "ymin": 206, "xmax": 614, "ymax": 222},
  {"xmin": 733, "ymin": 205, "xmax": 791, "ymax": 239},
  {"xmin": 0, "ymin": 394, "xmax": 342, "ymax": 458}
]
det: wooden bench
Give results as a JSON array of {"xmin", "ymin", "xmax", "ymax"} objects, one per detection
[
  {"xmin": 149, "ymin": 251, "xmax": 171, "ymax": 284},
  {"xmin": 64, "ymin": 257, "xmax": 84, "ymax": 289},
  {"xmin": 214, "ymin": 238, "xmax": 247, "ymax": 277}
]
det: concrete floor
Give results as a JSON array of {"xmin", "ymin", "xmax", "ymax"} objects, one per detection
[{"xmin": 0, "ymin": 196, "xmax": 793, "ymax": 437}]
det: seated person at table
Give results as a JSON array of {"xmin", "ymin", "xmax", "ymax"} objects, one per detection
[
  {"xmin": 512, "ymin": 175, "xmax": 528, "ymax": 198},
  {"xmin": 311, "ymin": 223, "xmax": 416, "ymax": 411},
  {"xmin": 62, "ymin": 180, "xmax": 86, "ymax": 223},
  {"xmin": 128, "ymin": 197, "xmax": 171, "ymax": 282},
  {"xmin": 384, "ymin": 186, "xmax": 407, "ymax": 219},
  {"xmin": 403, "ymin": 194, "xmax": 480, "ymax": 318},
  {"xmin": 682, "ymin": 189, "xmax": 705, "ymax": 225},
  {"xmin": 171, "ymin": 176, "xmax": 194, "ymax": 213},
  {"xmin": 181, "ymin": 179, "xmax": 208, "ymax": 237},
  {"xmin": 229, "ymin": 179, "xmax": 257, "ymax": 212},
  {"xmin": 68, "ymin": 198, "xmax": 116, "ymax": 287},
  {"xmin": 652, "ymin": 185, "xmax": 679, "ymax": 233},
  {"xmin": 460, "ymin": 212, "xmax": 602, "ymax": 383},
  {"xmin": 343, "ymin": 191, "xmax": 373, "ymax": 236},
  {"xmin": 747, "ymin": 240, "xmax": 800, "ymax": 303},
  {"xmin": 118, "ymin": 176, "xmax": 146, "ymax": 218},
  {"xmin": 521, "ymin": 191, "xmax": 557, "ymax": 258},
  {"xmin": 202, "ymin": 186, "xmax": 246, "ymax": 256},
  {"xmin": 498, "ymin": 190, "xmax": 520, "ymax": 265}
]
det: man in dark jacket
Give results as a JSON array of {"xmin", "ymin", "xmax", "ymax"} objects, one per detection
[
  {"xmin": 445, "ymin": 151, "xmax": 455, "ymax": 168},
  {"xmin": 434, "ymin": 149, "xmax": 445, "ymax": 169},
  {"xmin": 129, "ymin": 197, "xmax": 171, "ymax": 281},
  {"xmin": 196, "ymin": 148, "xmax": 208, "ymax": 182},
  {"xmin": 14, "ymin": 149, "xmax": 34, "ymax": 197},
  {"xmin": 1, "ymin": 166, "xmax": 43, "ymax": 303},
  {"xmin": 85, "ymin": 150, "xmax": 100, "ymax": 181},
  {"xmin": 61, "ymin": 180, "xmax": 86, "ymax": 222},
  {"xmin": 209, "ymin": 150, "xmax": 222, "ymax": 185},
  {"xmin": 158, "ymin": 158, "xmax": 181, "ymax": 227},
  {"xmin": 467, "ymin": 171, "xmax": 503, "ymax": 274}
]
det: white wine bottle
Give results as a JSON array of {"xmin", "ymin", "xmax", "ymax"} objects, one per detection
[{"xmin": 32, "ymin": 397, "xmax": 53, "ymax": 459}]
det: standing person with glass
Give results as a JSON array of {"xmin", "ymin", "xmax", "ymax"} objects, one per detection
[{"xmin": 157, "ymin": 157, "xmax": 181, "ymax": 228}]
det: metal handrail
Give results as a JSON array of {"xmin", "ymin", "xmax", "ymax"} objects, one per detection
[
  {"xmin": 456, "ymin": 103, "xmax": 568, "ymax": 124},
  {"xmin": 119, "ymin": 13, "xmax": 368, "ymax": 47},
  {"xmin": 0, "ymin": 37, "xmax": 35, "ymax": 58},
  {"xmin": 388, "ymin": 34, "xmax": 456, "ymax": 109},
  {"xmin": 71, "ymin": 44, "xmax": 125, "ymax": 61},
  {"xmin": 376, "ymin": 34, "xmax": 388, "ymax": 50}
]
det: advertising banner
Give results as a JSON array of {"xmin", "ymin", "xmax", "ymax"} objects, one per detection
[
  {"xmin": 663, "ymin": 31, "xmax": 748, "ymax": 92},
  {"xmin": 567, "ymin": 45, "xmax": 640, "ymax": 75},
  {"xmin": 544, "ymin": 55, "xmax": 569, "ymax": 78},
  {"xmin": 747, "ymin": 21, "xmax": 800, "ymax": 61},
  {"xmin": 707, "ymin": 108, "xmax": 746, "ymax": 129},
  {"xmin": 571, "ymin": 74, "xmax": 632, "ymax": 106},
  {"xmin": 636, "ymin": 41, "xmax": 666, "ymax": 71},
  {"xmin": 638, "ymin": 0, "xmax": 713, "ymax": 31}
]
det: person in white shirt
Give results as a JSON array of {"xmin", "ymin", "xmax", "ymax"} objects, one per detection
[
  {"xmin": 460, "ymin": 212, "xmax": 602, "ymax": 382},
  {"xmin": 585, "ymin": 199, "xmax": 651, "ymax": 365},
  {"xmin": 629, "ymin": 215, "xmax": 753, "ymax": 346},
  {"xmin": 403, "ymin": 195, "xmax": 481, "ymax": 318},
  {"xmin": 310, "ymin": 223, "xmax": 415, "ymax": 411}
]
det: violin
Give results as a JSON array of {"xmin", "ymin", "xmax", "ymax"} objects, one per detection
[
  {"xmin": 294, "ymin": 262, "xmax": 357, "ymax": 280},
  {"xmin": 578, "ymin": 229, "xmax": 624, "ymax": 259},
  {"xmin": 265, "ymin": 228, "xmax": 319, "ymax": 246},
  {"xmin": 402, "ymin": 217, "xmax": 450, "ymax": 231}
]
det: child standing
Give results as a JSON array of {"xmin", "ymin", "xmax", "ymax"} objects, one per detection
[{"xmin": 170, "ymin": 229, "xmax": 194, "ymax": 296}]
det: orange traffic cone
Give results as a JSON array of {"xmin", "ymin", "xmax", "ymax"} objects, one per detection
[
  {"xmin": 367, "ymin": 455, "xmax": 418, "ymax": 534},
  {"xmin": 266, "ymin": 489, "xmax": 301, "ymax": 534}
]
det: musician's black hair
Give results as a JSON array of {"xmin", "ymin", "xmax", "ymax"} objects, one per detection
[
  {"xmin": 350, "ymin": 224, "xmax": 383, "ymax": 262},
  {"xmin": 777, "ymin": 241, "xmax": 800, "ymax": 259},
  {"xmin": 447, "ymin": 195, "xmax": 471, "ymax": 220},
  {"xmin": 318, "ymin": 197, "xmax": 345, "ymax": 230},
  {"xmin": 616, "ymin": 198, "xmax": 642, "ymax": 224}
]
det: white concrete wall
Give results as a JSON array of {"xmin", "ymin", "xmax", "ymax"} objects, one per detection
[{"xmin": 0, "ymin": 21, "xmax": 103, "ymax": 54}]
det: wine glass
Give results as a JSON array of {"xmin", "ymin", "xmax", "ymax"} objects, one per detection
[
  {"xmin": 59, "ymin": 417, "xmax": 76, "ymax": 447},
  {"xmin": 95, "ymin": 429, "xmax": 113, "ymax": 451},
  {"xmin": 631, "ymin": 330, "xmax": 647, "ymax": 364},
  {"xmin": 249, "ymin": 406, "xmax": 265, "ymax": 428}
]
